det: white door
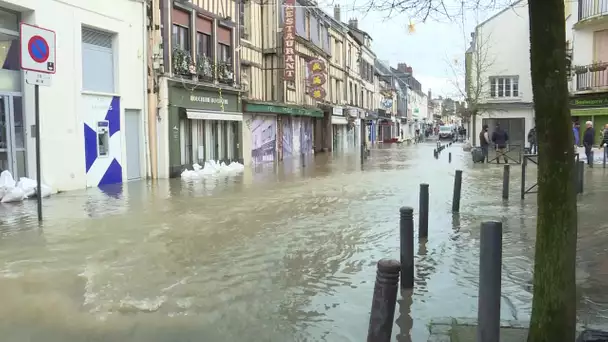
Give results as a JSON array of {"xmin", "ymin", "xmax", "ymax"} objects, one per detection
[{"xmin": 125, "ymin": 109, "xmax": 142, "ymax": 180}]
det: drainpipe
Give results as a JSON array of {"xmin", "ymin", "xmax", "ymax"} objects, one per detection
[
  {"xmin": 147, "ymin": 0, "xmax": 160, "ymax": 179},
  {"xmin": 142, "ymin": 1, "xmax": 151, "ymax": 179}
]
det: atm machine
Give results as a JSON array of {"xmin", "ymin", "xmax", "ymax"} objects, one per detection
[{"xmin": 97, "ymin": 120, "xmax": 110, "ymax": 158}]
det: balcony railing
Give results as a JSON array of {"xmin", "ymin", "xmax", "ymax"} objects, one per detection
[
  {"xmin": 578, "ymin": 0, "xmax": 608, "ymax": 21},
  {"xmin": 172, "ymin": 48, "xmax": 234, "ymax": 85},
  {"xmin": 575, "ymin": 63, "xmax": 608, "ymax": 91},
  {"xmin": 217, "ymin": 59, "xmax": 234, "ymax": 85},
  {"xmin": 172, "ymin": 47, "xmax": 194, "ymax": 77}
]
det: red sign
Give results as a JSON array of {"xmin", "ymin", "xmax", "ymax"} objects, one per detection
[{"xmin": 283, "ymin": 0, "xmax": 296, "ymax": 81}]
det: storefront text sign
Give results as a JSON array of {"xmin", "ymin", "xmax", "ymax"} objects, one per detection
[
  {"xmin": 570, "ymin": 95, "xmax": 608, "ymax": 108},
  {"xmin": 307, "ymin": 59, "xmax": 327, "ymax": 100},
  {"xmin": 283, "ymin": 0, "xmax": 296, "ymax": 81},
  {"xmin": 168, "ymin": 84, "xmax": 240, "ymax": 112},
  {"xmin": 189, "ymin": 95, "xmax": 229, "ymax": 105}
]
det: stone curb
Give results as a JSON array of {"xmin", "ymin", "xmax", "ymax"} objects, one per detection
[{"xmin": 427, "ymin": 317, "xmax": 608, "ymax": 342}]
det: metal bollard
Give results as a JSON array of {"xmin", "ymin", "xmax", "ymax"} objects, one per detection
[
  {"xmin": 604, "ymin": 147, "xmax": 606, "ymax": 168},
  {"xmin": 502, "ymin": 164, "xmax": 510, "ymax": 200},
  {"xmin": 419, "ymin": 184, "xmax": 429, "ymax": 239},
  {"xmin": 400, "ymin": 206, "xmax": 414, "ymax": 289},
  {"xmin": 578, "ymin": 160, "xmax": 584, "ymax": 194},
  {"xmin": 367, "ymin": 258, "xmax": 401, "ymax": 342},
  {"xmin": 448, "ymin": 152, "xmax": 452, "ymax": 163},
  {"xmin": 520, "ymin": 157, "xmax": 527, "ymax": 200},
  {"xmin": 477, "ymin": 221, "xmax": 503, "ymax": 342},
  {"xmin": 452, "ymin": 170, "xmax": 462, "ymax": 213},
  {"xmin": 590, "ymin": 151, "xmax": 594, "ymax": 168}
]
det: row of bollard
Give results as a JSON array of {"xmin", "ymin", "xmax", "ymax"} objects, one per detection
[
  {"xmin": 434, "ymin": 141, "xmax": 453, "ymax": 159},
  {"xmin": 367, "ymin": 170, "xmax": 468, "ymax": 342}
]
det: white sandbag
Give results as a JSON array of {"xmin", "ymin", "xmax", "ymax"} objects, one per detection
[
  {"xmin": 1, "ymin": 187, "xmax": 25, "ymax": 203},
  {"xmin": 16, "ymin": 177, "xmax": 37, "ymax": 198},
  {"xmin": 0, "ymin": 170, "xmax": 15, "ymax": 188},
  {"xmin": 37, "ymin": 184, "xmax": 53, "ymax": 198}
]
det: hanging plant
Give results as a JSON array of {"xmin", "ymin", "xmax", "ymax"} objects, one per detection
[
  {"xmin": 196, "ymin": 54, "xmax": 214, "ymax": 80},
  {"xmin": 574, "ymin": 65, "xmax": 588, "ymax": 74},
  {"xmin": 172, "ymin": 48, "xmax": 194, "ymax": 75},
  {"xmin": 589, "ymin": 62, "xmax": 608, "ymax": 72}
]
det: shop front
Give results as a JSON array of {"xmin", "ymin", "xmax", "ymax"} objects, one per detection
[
  {"xmin": 331, "ymin": 106, "xmax": 348, "ymax": 152},
  {"xmin": 242, "ymin": 101, "xmax": 322, "ymax": 165},
  {"xmin": 167, "ymin": 83, "xmax": 242, "ymax": 176},
  {"xmin": 570, "ymin": 93, "xmax": 608, "ymax": 144}
]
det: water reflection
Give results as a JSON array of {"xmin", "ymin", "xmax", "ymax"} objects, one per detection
[{"xmin": 0, "ymin": 143, "xmax": 607, "ymax": 341}]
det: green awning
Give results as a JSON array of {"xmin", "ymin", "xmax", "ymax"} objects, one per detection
[{"xmin": 571, "ymin": 108, "xmax": 608, "ymax": 116}]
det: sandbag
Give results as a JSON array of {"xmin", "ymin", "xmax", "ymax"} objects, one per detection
[{"xmin": 1, "ymin": 187, "xmax": 25, "ymax": 203}]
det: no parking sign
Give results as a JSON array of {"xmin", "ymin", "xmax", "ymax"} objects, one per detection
[{"xmin": 19, "ymin": 23, "xmax": 56, "ymax": 74}]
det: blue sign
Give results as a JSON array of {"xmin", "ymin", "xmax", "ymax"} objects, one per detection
[{"xmin": 28, "ymin": 35, "xmax": 49, "ymax": 63}]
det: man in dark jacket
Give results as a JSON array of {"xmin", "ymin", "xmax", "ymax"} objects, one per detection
[
  {"xmin": 491, "ymin": 123, "xmax": 509, "ymax": 163},
  {"xmin": 527, "ymin": 127, "xmax": 537, "ymax": 154},
  {"xmin": 583, "ymin": 121, "xmax": 595, "ymax": 167},
  {"xmin": 479, "ymin": 124, "xmax": 490, "ymax": 162}
]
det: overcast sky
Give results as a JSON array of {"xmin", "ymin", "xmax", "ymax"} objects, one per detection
[{"xmin": 314, "ymin": 0, "xmax": 498, "ymax": 99}]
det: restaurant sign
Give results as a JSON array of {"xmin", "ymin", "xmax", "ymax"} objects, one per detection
[
  {"xmin": 283, "ymin": 0, "xmax": 296, "ymax": 81},
  {"xmin": 307, "ymin": 58, "xmax": 327, "ymax": 100}
]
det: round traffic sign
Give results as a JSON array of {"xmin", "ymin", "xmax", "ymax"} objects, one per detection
[{"xmin": 27, "ymin": 35, "xmax": 50, "ymax": 63}]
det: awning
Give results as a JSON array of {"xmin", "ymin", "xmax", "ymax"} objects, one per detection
[
  {"xmin": 331, "ymin": 115, "xmax": 348, "ymax": 125},
  {"xmin": 186, "ymin": 110, "xmax": 243, "ymax": 121}
]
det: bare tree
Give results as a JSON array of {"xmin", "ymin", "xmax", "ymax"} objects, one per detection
[
  {"xmin": 356, "ymin": 0, "xmax": 577, "ymax": 341},
  {"xmin": 446, "ymin": 25, "xmax": 496, "ymax": 144}
]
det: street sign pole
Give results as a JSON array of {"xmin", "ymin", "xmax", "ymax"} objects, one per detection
[
  {"xmin": 34, "ymin": 84, "xmax": 42, "ymax": 222},
  {"xmin": 20, "ymin": 23, "xmax": 56, "ymax": 223}
]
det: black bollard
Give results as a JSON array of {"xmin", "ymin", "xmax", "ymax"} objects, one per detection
[
  {"xmin": 367, "ymin": 258, "xmax": 401, "ymax": 342},
  {"xmin": 578, "ymin": 160, "xmax": 584, "ymax": 194},
  {"xmin": 448, "ymin": 152, "xmax": 452, "ymax": 163},
  {"xmin": 399, "ymin": 206, "xmax": 414, "ymax": 289},
  {"xmin": 604, "ymin": 148, "xmax": 606, "ymax": 168},
  {"xmin": 477, "ymin": 221, "xmax": 503, "ymax": 342},
  {"xmin": 590, "ymin": 150, "xmax": 594, "ymax": 168},
  {"xmin": 419, "ymin": 184, "xmax": 429, "ymax": 239},
  {"xmin": 502, "ymin": 164, "xmax": 510, "ymax": 200},
  {"xmin": 452, "ymin": 170, "xmax": 462, "ymax": 213},
  {"xmin": 520, "ymin": 157, "xmax": 527, "ymax": 200}
]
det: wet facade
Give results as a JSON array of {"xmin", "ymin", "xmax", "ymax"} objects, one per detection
[
  {"xmin": 157, "ymin": 0, "xmax": 242, "ymax": 177},
  {"xmin": 1, "ymin": 1, "xmax": 146, "ymax": 191}
]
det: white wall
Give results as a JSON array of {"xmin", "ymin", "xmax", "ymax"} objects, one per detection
[
  {"xmin": 474, "ymin": 0, "xmax": 533, "ymax": 104},
  {"xmin": 14, "ymin": 0, "xmax": 146, "ymax": 191}
]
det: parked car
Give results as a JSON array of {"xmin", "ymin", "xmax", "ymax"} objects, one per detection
[{"xmin": 438, "ymin": 126, "xmax": 454, "ymax": 140}]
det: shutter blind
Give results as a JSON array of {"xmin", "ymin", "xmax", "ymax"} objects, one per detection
[{"xmin": 82, "ymin": 27, "xmax": 115, "ymax": 93}]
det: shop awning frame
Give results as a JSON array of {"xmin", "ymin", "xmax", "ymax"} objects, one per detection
[{"xmin": 186, "ymin": 110, "xmax": 243, "ymax": 121}]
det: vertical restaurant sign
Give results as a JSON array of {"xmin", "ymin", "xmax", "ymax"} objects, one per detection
[
  {"xmin": 307, "ymin": 58, "xmax": 327, "ymax": 100},
  {"xmin": 283, "ymin": 0, "xmax": 296, "ymax": 81}
]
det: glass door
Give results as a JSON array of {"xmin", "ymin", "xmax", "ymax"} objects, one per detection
[{"xmin": 0, "ymin": 94, "xmax": 25, "ymax": 178}]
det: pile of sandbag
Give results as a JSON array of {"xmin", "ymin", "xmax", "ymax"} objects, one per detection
[
  {"xmin": 181, "ymin": 160, "xmax": 245, "ymax": 180},
  {"xmin": 0, "ymin": 170, "xmax": 53, "ymax": 203}
]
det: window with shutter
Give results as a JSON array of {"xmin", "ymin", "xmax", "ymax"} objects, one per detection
[
  {"xmin": 82, "ymin": 27, "xmax": 115, "ymax": 93},
  {"xmin": 594, "ymin": 29, "xmax": 608, "ymax": 62}
]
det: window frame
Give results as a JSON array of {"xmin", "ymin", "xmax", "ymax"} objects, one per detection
[
  {"xmin": 218, "ymin": 43, "xmax": 232, "ymax": 63},
  {"xmin": 489, "ymin": 76, "xmax": 519, "ymax": 98},
  {"xmin": 196, "ymin": 31, "xmax": 212, "ymax": 58},
  {"xmin": 172, "ymin": 24, "xmax": 190, "ymax": 51}
]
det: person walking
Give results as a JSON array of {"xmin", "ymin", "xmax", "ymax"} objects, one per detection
[
  {"xmin": 478, "ymin": 124, "xmax": 490, "ymax": 163},
  {"xmin": 573, "ymin": 121, "xmax": 580, "ymax": 147},
  {"xmin": 601, "ymin": 124, "xmax": 608, "ymax": 161},
  {"xmin": 583, "ymin": 121, "xmax": 595, "ymax": 167},
  {"xmin": 491, "ymin": 123, "xmax": 509, "ymax": 164},
  {"xmin": 527, "ymin": 126, "xmax": 537, "ymax": 154}
]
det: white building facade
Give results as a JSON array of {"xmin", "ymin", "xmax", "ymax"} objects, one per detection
[
  {"xmin": 470, "ymin": 0, "xmax": 534, "ymax": 147},
  {"xmin": 1, "ymin": 0, "xmax": 146, "ymax": 191}
]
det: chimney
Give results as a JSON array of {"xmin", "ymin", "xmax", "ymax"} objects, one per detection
[
  {"xmin": 428, "ymin": 89, "xmax": 432, "ymax": 99},
  {"xmin": 397, "ymin": 63, "xmax": 408, "ymax": 72},
  {"xmin": 334, "ymin": 5, "xmax": 340, "ymax": 22},
  {"xmin": 348, "ymin": 18, "xmax": 358, "ymax": 29}
]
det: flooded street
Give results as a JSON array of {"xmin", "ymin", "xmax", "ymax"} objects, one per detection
[{"xmin": 1, "ymin": 142, "xmax": 608, "ymax": 341}]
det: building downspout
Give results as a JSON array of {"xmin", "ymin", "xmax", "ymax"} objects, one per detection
[
  {"xmin": 142, "ymin": 1, "xmax": 152, "ymax": 179},
  {"xmin": 147, "ymin": 0, "xmax": 160, "ymax": 179}
]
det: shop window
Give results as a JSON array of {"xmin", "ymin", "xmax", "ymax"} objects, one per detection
[
  {"xmin": 82, "ymin": 27, "xmax": 115, "ymax": 93},
  {"xmin": 218, "ymin": 43, "xmax": 231, "ymax": 62}
]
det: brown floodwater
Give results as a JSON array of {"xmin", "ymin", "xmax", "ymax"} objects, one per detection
[{"xmin": 0, "ymin": 142, "xmax": 607, "ymax": 341}]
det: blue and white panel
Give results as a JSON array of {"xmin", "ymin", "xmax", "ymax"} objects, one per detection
[{"xmin": 83, "ymin": 95, "xmax": 122, "ymax": 187}]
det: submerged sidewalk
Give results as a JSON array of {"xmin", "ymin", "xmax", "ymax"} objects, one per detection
[{"xmin": 427, "ymin": 318, "xmax": 529, "ymax": 342}]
